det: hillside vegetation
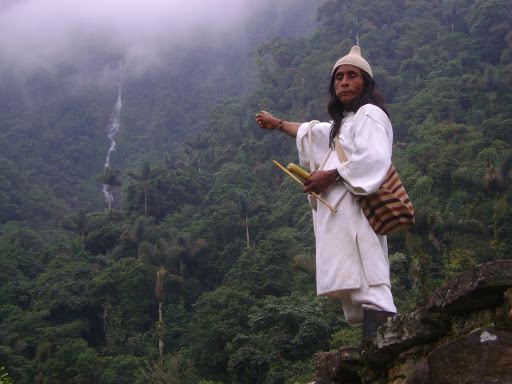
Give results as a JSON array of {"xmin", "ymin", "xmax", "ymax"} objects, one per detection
[{"xmin": 1, "ymin": 0, "xmax": 512, "ymax": 383}]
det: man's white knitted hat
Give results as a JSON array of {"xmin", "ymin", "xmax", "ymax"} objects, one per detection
[{"xmin": 332, "ymin": 46, "xmax": 373, "ymax": 78}]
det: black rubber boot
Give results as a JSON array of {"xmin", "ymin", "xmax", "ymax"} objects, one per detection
[{"xmin": 362, "ymin": 309, "xmax": 396, "ymax": 338}]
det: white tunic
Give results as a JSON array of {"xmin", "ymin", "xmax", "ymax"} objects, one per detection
[{"xmin": 296, "ymin": 104, "xmax": 393, "ymax": 297}]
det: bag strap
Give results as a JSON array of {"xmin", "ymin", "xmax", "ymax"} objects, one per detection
[
  {"xmin": 334, "ymin": 136, "xmax": 348, "ymax": 163},
  {"xmin": 307, "ymin": 120, "xmax": 320, "ymax": 171}
]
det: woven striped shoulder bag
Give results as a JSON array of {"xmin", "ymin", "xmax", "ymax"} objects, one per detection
[{"xmin": 334, "ymin": 139, "xmax": 414, "ymax": 236}]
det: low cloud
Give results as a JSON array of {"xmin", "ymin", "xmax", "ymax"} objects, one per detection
[{"xmin": 0, "ymin": 0, "xmax": 317, "ymax": 81}]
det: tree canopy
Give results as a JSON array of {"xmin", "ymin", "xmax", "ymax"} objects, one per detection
[{"xmin": 1, "ymin": 0, "xmax": 512, "ymax": 382}]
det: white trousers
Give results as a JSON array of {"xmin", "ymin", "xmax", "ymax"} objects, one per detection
[{"xmin": 338, "ymin": 266, "xmax": 396, "ymax": 327}]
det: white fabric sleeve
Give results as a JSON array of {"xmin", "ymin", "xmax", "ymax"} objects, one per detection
[
  {"xmin": 337, "ymin": 111, "xmax": 393, "ymax": 195},
  {"xmin": 296, "ymin": 121, "xmax": 331, "ymax": 172}
]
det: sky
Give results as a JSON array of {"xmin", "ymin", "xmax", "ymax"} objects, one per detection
[{"xmin": 0, "ymin": 0, "xmax": 321, "ymax": 83}]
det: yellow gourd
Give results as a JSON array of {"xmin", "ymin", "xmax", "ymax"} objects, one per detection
[{"xmin": 287, "ymin": 163, "xmax": 310, "ymax": 180}]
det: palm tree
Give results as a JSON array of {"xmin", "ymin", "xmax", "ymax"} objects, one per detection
[
  {"xmin": 127, "ymin": 161, "xmax": 155, "ymax": 216},
  {"xmin": 120, "ymin": 216, "xmax": 154, "ymax": 259},
  {"xmin": 184, "ymin": 133, "xmax": 210, "ymax": 171},
  {"xmin": 164, "ymin": 233, "xmax": 207, "ymax": 309},
  {"xmin": 291, "ymin": 253, "xmax": 316, "ymax": 274},
  {"xmin": 141, "ymin": 234, "xmax": 206, "ymax": 359},
  {"xmin": 237, "ymin": 192, "xmax": 265, "ymax": 248},
  {"xmin": 454, "ymin": 150, "xmax": 512, "ymax": 210},
  {"xmin": 96, "ymin": 167, "xmax": 122, "ymax": 210},
  {"xmin": 442, "ymin": 0, "xmax": 469, "ymax": 33},
  {"xmin": 155, "ymin": 265, "xmax": 166, "ymax": 361},
  {"xmin": 59, "ymin": 209, "xmax": 88, "ymax": 251}
]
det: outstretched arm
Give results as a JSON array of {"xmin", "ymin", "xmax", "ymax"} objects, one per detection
[
  {"xmin": 255, "ymin": 110, "xmax": 302, "ymax": 138},
  {"xmin": 257, "ymin": 110, "xmax": 339, "ymax": 196}
]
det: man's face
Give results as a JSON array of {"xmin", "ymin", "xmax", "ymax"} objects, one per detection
[{"xmin": 333, "ymin": 65, "xmax": 365, "ymax": 108}]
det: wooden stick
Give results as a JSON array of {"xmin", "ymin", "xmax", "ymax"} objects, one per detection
[{"xmin": 273, "ymin": 160, "xmax": 337, "ymax": 213}]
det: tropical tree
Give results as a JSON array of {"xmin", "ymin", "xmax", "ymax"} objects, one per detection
[
  {"xmin": 187, "ymin": 287, "xmax": 256, "ymax": 382},
  {"xmin": 96, "ymin": 167, "xmax": 122, "ymax": 211},
  {"xmin": 135, "ymin": 352, "xmax": 196, "ymax": 384},
  {"xmin": 127, "ymin": 161, "xmax": 157, "ymax": 216},
  {"xmin": 291, "ymin": 253, "xmax": 316, "ymax": 274},
  {"xmin": 466, "ymin": 0, "xmax": 512, "ymax": 64},
  {"xmin": 59, "ymin": 209, "xmax": 88, "ymax": 251},
  {"xmin": 120, "ymin": 216, "xmax": 155, "ymax": 259},
  {"xmin": 237, "ymin": 191, "xmax": 265, "ymax": 248},
  {"xmin": 163, "ymin": 233, "xmax": 207, "ymax": 309},
  {"xmin": 155, "ymin": 265, "xmax": 166, "ymax": 361},
  {"xmin": 442, "ymin": 0, "xmax": 470, "ymax": 33},
  {"xmin": 184, "ymin": 133, "xmax": 210, "ymax": 171},
  {"xmin": 134, "ymin": 232, "xmax": 207, "ymax": 358}
]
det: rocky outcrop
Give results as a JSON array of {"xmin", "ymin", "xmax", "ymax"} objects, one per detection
[{"xmin": 313, "ymin": 261, "xmax": 512, "ymax": 384}]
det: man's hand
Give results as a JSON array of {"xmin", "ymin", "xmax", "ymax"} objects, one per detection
[
  {"xmin": 255, "ymin": 110, "xmax": 279, "ymax": 130},
  {"xmin": 255, "ymin": 110, "xmax": 301, "ymax": 138},
  {"xmin": 303, "ymin": 169, "xmax": 338, "ymax": 195}
]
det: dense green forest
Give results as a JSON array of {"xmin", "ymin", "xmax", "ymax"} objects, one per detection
[{"xmin": 1, "ymin": 0, "xmax": 512, "ymax": 382}]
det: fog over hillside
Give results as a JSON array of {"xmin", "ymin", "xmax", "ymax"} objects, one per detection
[
  {"xmin": 0, "ymin": 0, "xmax": 324, "ymax": 212},
  {"xmin": 0, "ymin": 0, "xmax": 322, "ymax": 85}
]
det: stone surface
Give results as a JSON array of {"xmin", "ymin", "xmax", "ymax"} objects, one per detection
[
  {"xmin": 314, "ymin": 347, "xmax": 362, "ymax": 384},
  {"xmin": 361, "ymin": 308, "xmax": 449, "ymax": 369},
  {"xmin": 386, "ymin": 345, "xmax": 430, "ymax": 384},
  {"xmin": 418, "ymin": 328, "xmax": 512, "ymax": 383},
  {"xmin": 427, "ymin": 260, "xmax": 512, "ymax": 313},
  {"xmin": 312, "ymin": 261, "xmax": 512, "ymax": 384}
]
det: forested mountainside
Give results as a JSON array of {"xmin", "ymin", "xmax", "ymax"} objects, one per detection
[
  {"xmin": 0, "ymin": 0, "xmax": 321, "ymax": 219},
  {"xmin": 1, "ymin": 0, "xmax": 512, "ymax": 383}
]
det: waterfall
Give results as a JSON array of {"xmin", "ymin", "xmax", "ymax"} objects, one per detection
[{"xmin": 101, "ymin": 81, "xmax": 122, "ymax": 209}]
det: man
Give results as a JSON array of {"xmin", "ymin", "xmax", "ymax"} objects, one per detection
[{"xmin": 256, "ymin": 46, "xmax": 396, "ymax": 337}]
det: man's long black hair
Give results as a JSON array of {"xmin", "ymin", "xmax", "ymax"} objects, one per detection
[{"xmin": 327, "ymin": 69, "xmax": 389, "ymax": 149}]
